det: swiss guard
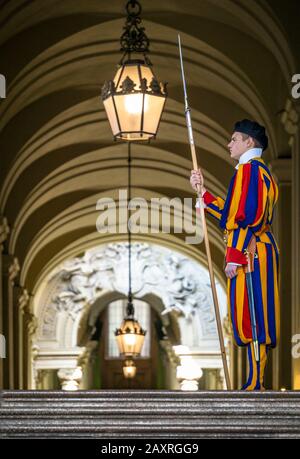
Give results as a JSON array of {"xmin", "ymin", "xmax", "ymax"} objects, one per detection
[{"xmin": 190, "ymin": 119, "xmax": 280, "ymax": 391}]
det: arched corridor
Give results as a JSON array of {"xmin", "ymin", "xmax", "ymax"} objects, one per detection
[{"xmin": 0, "ymin": 0, "xmax": 299, "ymax": 391}]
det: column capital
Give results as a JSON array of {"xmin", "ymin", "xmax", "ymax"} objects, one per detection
[
  {"xmin": 24, "ymin": 311, "xmax": 38, "ymax": 337},
  {"xmin": 9, "ymin": 257, "xmax": 20, "ymax": 282},
  {"xmin": 2, "ymin": 254, "xmax": 20, "ymax": 281},
  {"xmin": 18, "ymin": 288, "xmax": 30, "ymax": 314},
  {"xmin": 15, "ymin": 286, "xmax": 36, "ymax": 337},
  {"xmin": 0, "ymin": 216, "xmax": 10, "ymax": 247}
]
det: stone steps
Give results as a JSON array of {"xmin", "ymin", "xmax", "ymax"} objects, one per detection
[{"xmin": 1, "ymin": 390, "xmax": 300, "ymax": 438}]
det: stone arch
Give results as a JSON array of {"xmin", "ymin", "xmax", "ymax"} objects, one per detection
[
  {"xmin": 31, "ymin": 241, "xmax": 227, "ymax": 389},
  {"xmin": 0, "ymin": 3, "xmax": 292, "ymax": 303},
  {"xmin": 0, "ymin": 0, "xmax": 297, "ymax": 391}
]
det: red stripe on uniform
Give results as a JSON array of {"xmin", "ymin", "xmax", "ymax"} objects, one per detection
[
  {"xmin": 236, "ymin": 164, "xmax": 251, "ymax": 222},
  {"xmin": 226, "ymin": 247, "xmax": 248, "ymax": 264},
  {"xmin": 203, "ymin": 191, "xmax": 217, "ymax": 205}
]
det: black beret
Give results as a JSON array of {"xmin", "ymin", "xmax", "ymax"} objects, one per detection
[{"xmin": 234, "ymin": 119, "xmax": 268, "ymax": 151}]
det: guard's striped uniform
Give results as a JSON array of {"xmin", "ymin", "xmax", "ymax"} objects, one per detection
[{"xmin": 200, "ymin": 157, "xmax": 280, "ymax": 389}]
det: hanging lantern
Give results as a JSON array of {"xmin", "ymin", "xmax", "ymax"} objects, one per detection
[
  {"xmin": 123, "ymin": 359, "xmax": 137, "ymax": 379},
  {"xmin": 115, "ymin": 301, "xmax": 146, "ymax": 357},
  {"xmin": 101, "ymin": 0, "xmax": 167, "ymax": 141}
]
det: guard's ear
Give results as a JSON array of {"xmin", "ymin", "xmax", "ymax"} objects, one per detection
[{"xmin": 247, "ymin": 136, "xmax": 255, "ymax": 147}]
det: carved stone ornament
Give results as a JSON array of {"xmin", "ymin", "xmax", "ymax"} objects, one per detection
[
  {"xmin": 0, "ymin": 216, "xmax": 10, "ymax": 245},
  {"xmin": 40, "ymin": 243, "xmax": 226, "ymax": 342},
  {"xmin": 25, "ymin": 311, "xmax": 38, "ymax": 337},
  {"xmin": 8, "ymin": 257, "xmax": 20, "ymax": 282},
  {"xmin": 18, "ymin": 288, "xmax": 30, "ymax": 314},
  {"xmin": 19, "ymin": 288, "xmax": 38, "ymax": 336}
]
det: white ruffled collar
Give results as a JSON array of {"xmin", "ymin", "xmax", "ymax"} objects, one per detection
[{"xmin": 235, "ymin": 148, "xmax": 263, "ymax": 169}]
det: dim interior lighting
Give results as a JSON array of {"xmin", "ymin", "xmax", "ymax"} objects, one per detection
[
  {"xmin": 115, "ymin": 311, "xmax": 146, "ymax": 358},
  {"xmin": 123, "ymin": 359, "xmax": 137, "ymax": 378}
]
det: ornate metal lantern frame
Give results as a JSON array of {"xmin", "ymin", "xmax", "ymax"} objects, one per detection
[{"xmin": 101, "ymin": 0, "xmax": 167, "ymax": 141}]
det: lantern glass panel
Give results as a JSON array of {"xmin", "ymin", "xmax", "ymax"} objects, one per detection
[
  {"xmin": 143, "ymin": 94, "xmax": 165, "ymax": 134},
  {"xmin": 103, "ymin": 96, "xmax": 119, "ymax": 136},
  {"xmin": 114, "ymin": 93, "xmax": 142, "ymax": 133}
]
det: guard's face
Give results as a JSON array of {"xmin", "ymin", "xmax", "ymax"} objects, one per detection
[{"xmin": 227, "ymin": 131, "xmax": 251, "ymax": 160}]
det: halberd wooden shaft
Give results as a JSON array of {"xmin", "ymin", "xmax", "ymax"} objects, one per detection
[{"xmin": 178, "ymin": 34, "xmax": 231, "ymax": 390}]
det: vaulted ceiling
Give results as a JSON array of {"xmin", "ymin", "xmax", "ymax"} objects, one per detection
[{"xmin": 0, "ymin": 0, "xmax": 297, "ymax": 293}]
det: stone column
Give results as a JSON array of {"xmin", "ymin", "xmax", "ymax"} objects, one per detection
[
  {"xmin": 291, "ymin": 132, "xmax": 300, "ymax": 389},
  {"xmin": 160, "ymin": 340, "xmax": 180, "ymax": 390},
  {"xmin": 18, "ymin": 289, "xmax": 30, "ymax": 390},
  {"xmin": 270, "ymin": 158, "xmax": 292, "ymax": 390},
  {"xmin": 35, "ymin": 369, "xmax": 47, "ymax": 390},
  {"xmin": 11, "ymin": 284, "xmax": 23, "ymax": 389},
  {"xmin": 31, "ymin": 344, "xmax": 40, "ymax": 390},
  {"xmin": 26, "ymin": 311, "xmax": 38, "ymax": 390},
  {"xmin": 77, "ymin": 342, "xmax": 98, "ymax": 389},
  {"xmin": 57, "ymin": 367, "xmax": 83, "ymax": 391},
  {"xmin": 0, "ymin": 217, "xmax": 9, "ymax": 389},
  {"xmin": 2, "ymin": 255, "xmax": 20, "ymax": 388},
  {"xmin": 206, "ymin": 368, "xmax": 224, "ymax": 390},
  {"xmin": 276, "ymin": 100, "xmax": 299, "ymax": 389}
]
